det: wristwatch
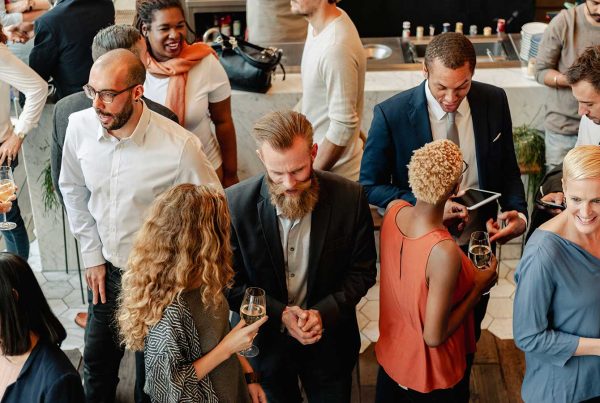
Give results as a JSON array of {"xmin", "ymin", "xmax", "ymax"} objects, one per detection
[
  {"xmin": 244, "ymin": 372, "xmax": 260, "ymax": 384},
  {"xmin": 14, "ymin": 131, "xmax": 25, "ymax": 140}
]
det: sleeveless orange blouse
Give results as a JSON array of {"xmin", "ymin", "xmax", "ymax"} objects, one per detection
[{"xmin": 375, "ymin": 201, "xmax": 476, "ymax": 393}]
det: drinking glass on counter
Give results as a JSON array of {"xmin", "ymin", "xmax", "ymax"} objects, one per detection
[
  {"xmin": 0, "ymin": 166, "xmax": 17, "ymax": 231},
  {"xmin": 239, "ymin": 287, "xmax": 266, "ymax": 357}
]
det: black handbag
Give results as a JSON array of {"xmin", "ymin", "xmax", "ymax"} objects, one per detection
[{"xmin": 212, "ymin": 34, "xmax": 285, "ymax": 93}]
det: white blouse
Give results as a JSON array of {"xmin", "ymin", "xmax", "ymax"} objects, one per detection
[
  {"xmin": 144, "ymin": 54, "xmax": 230, "ymax": 169},
  {"xmin": 0, "ymin": 43, "xmax": 47, "ymax": 142}
]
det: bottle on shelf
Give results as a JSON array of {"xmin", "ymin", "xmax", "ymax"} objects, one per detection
[
  {"xmin": 469, "ymin": 25, "xmax": 478, "ymax": 36},
  {"xmin": 442, "ymin": 22, "xmax": 450, "ymax": 33},
  {"xmin": 233, "ymin": 19, "xmax": 241, "ymax": 37},
  {"xmin": 220, "ymin": 15, "xmax": 232, "ymax": 36},
  {"xmin": 455, "ymin": 22, "xmax": 463, "ymax": 34},
  {"xmin": 416, "ymin": 26, "xmax": 424, "ymax": 39},
  {"xmin": 429, "ymin": 24, "xmax": 436, "ymax": 36},
  {"xmin": 402, "ymin": 21, "xmax": 411, "ymax": 39}
]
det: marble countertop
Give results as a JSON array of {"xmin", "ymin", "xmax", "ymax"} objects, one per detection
[{"xmin": 234, "ymin": 67, "xmax": 543, "ymax": 96}]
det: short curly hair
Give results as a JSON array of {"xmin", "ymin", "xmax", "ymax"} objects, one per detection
[{"xmin": 408, "ymin": 140, "xmax": 463, "ymax": 205}]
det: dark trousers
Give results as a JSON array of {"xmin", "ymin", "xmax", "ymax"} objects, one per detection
[
  {"xmin": 375, "ymin": 361, "xmax": 472, "ymax": 403},
  {"xmin": 83, "ymin": 262, "xmax": 149, "ymax": 403},
  {"xmin": 3, "ymin": 157, "xmax": 28, "ymax": 259},
  {"xmin": 255, "ymin": 336, "xmax": 353, "ymax": 403}
]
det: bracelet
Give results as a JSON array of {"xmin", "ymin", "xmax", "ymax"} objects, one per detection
[
  {"xmin": 554, "ymin": 75, "xmax": 559, "ymax": 88},
  {"xmin": 244, "ymin": 372, "xmax": 260, "ymax": 384}
]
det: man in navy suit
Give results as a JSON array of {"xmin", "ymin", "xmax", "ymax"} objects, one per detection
[{"xmin": 360, "ymin": 32, "xmax": 527, "ymax": 341}]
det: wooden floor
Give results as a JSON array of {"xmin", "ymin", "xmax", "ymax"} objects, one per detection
[{"xmin": 66, "ymin": 330, "xmax": 524, "ymax": 402}]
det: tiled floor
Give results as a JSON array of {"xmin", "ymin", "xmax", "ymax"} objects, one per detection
[
  {"xmin": 29, "ymin": 240, "xmax": 86, "ymax": 353},
  {"xmin": 33, "ymin": 237, "xmax": 524, "ymax": 355}
]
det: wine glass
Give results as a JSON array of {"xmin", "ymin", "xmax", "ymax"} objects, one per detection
[
  {"xmin": 239, "ymin": 287, "xmax": 266, "ymax": 357},
  {"xmin": 0, "ymin": 166, "xmax": 17, "ymax": 231},
  {"xmin": 468, "ymin": 231, "xmax": 493, "ymax": 295}
]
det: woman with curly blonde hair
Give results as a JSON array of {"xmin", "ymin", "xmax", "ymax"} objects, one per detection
[
  {"xmin": 375, "ymin": 140, "xmax": 497, "ymax": 402},
  {"xmin": 118, "ymin": 184, "xmax": 267, "ymax": 403}
]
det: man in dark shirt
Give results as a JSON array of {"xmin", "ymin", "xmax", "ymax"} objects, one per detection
[{"xmin": 29, "ymin": 0, "xmax": 114, "ymax": 100}]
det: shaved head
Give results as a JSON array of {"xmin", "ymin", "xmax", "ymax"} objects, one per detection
[{"xmin": 93, "ymin": 49, "xmax": 146, "ymax": 87}]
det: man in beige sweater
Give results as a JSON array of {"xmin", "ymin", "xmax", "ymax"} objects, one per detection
[{"xmin": 294, "ymin": 0, "xmax": 366, "ymax": 181}]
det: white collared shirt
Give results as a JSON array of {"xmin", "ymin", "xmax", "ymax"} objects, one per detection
[
  {"xmin": 576, "ymin": 115, "xmax": 600, "ymax": 146},
  {"xmin": 59, "ymin": 103, "xmax": 222, "ymax": 269},
  {"xmin": 0, "ymin": 43, "xmax": 47, "ymax": 142},
  {"xmin": 276, "ymin": 208, "xmax": 311, "ymax": 308},
  {"xmin": 424, "ymin": 80, "xmax": 479, "ymax": 192},
  {"xmin": 425, "ymin": 80, "xmax": 483, "ymax": 244}
]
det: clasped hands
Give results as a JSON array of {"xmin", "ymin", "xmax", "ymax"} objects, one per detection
[
  {"xmin": 2, "ymin": 22, "xmax": 34, "ymax": 44},
  {"xmin": 281, "ymin": 306, "xmax": 323, "ymax": 345}
]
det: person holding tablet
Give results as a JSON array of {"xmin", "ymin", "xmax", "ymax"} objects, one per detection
[{"xmin": 360, "ymin": 33, "xmax": 527, "ymax": 349}]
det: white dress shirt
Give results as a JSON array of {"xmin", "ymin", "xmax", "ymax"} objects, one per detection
[
  {"xmin": 277, "ymin": 208, "xmax": 311, "ymax": 308},
  {"xmin": 425, "ymin": 80, "xmax": 479, "ymax": 191},
  {"xmin": 425, "ymin": 81, "xmax": 526, "ymax": 243},
  {"xmin": 59, "ymin": 103, "xmax": 222, "ymax": 269},
  {"xmin": 576, "ymin": 115, "xmax": 600, "ymax": 146},
  {"xmin": 0, "ymin": 43, "xmax": 47, "ymax": 142}
]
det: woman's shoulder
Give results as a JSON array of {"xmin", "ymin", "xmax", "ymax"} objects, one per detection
[{"xmin": 517, "ymin": 230, "xmax": 568, "ymax": 277}]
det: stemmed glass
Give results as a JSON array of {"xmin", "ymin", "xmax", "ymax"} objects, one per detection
[
  {"xmin": 239, "ymin": 287, "xmax": 266, "ymax": 357},
  {"xmin": 0, "ymin": 166, "xmax": 17, "ymax": 231},
  {"xmin": 468, "ymin": 231, "xmax": 493, "ymax": 294}
]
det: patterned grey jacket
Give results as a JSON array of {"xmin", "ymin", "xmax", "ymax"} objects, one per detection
[{"xmin": 144, "ymin": 296, "xmax": 219, "ymax": 403}]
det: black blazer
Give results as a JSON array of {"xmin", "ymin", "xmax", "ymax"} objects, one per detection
[
  {"xmin": 225, "ymin": 171, "xmax": 377, "ymax": 372},
  {"xmin": 359, "ymin": 80, "xmax": 528, "ymax": 224},
  {"xmin": 29, "ymin": 0, "xmax": 115, "ymax": 100},
  {"xmin": 1, "ymin": 341, "xmax": 84, "ymax": 403}
]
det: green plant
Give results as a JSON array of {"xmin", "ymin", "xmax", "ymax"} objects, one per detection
[
  {"xmin": 513, "ymin": 124, "xmax": 545, "ymax": 197},
  {"xmin": 39, "ymin": 160, "xmax": 59, "ymax": 212}
]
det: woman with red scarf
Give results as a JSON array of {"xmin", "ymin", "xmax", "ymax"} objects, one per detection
[{"xmin": 135, "ymin": 0, "xmax": 239, "ymax": 187}]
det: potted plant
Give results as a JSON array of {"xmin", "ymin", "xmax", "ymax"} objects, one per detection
[{"xmin": 513, "ymin": 124, "xmax": 545, "ymax": 197}]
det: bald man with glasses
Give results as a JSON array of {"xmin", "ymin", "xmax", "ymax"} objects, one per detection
[{"xmin": 59, "ymin": 49, "xmax": 221, "ymax": 403}]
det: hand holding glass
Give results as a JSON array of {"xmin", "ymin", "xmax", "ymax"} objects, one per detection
[
  {"xmin": 239, "ymin": 287, "xmax": 266, "ymax": 357},
  {"xmin": 469, "ymin": 231, "xmax": 494, "ymax": 294},
  {"xmin": 0, "ymin": 167, "xmax": 17, "ymax": 230}
]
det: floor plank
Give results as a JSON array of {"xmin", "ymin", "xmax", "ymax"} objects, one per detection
[
  {"xmin": 474, "ymin": 329, "xmax": 500, "ymax": 365},
  {"xmin": 497, "ymin": 338, "xmax": 525, "ymax": 403},
  {"xmin": 470, "ymin": 363, "xmax": 510, "ymax": 403}
]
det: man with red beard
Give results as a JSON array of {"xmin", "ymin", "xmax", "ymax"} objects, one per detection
[
  {"xmin": 225, "ymin": 110, "xmax": 377, "ymax": 403},
  {"xmin": 59, "ymin": 49, "xmax": 221, "ymax": 403}
]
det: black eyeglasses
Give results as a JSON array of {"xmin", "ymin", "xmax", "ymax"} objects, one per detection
[
  {"xmin": 83, "ymin": 84, "xmax": 137, "ymax": 104},
  {"xmin": 462, "ymin": 160, "xmax": 469, "ymax": 174}
]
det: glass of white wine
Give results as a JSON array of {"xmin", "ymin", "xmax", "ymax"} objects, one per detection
[
  {"xmin": 239, "ymin": 287, "xmax": 266, "ymax": 358},
  {"xmin": 0, "ymin": 166, "xmax": 16, "ymax": 231},
  {"xmin": 469, "ymin": 231, "xmax": 493, "ymax": 294}
]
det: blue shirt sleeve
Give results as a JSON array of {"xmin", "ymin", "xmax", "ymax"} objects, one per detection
[{"xmin": 513, "ymin": 240, "xmax": 579, "ymax": 367}]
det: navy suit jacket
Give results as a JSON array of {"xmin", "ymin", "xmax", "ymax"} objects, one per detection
[
  {"xmin": 29, "ymin": 0, "xmax": 115, "ymax": 100},
  {"xmin": 360, "ymin": 80, "xmax": 528, "ymax": 223},
  {"xmin": 225, "ymin": 171, "xmax": 377, "ymax": 374}
]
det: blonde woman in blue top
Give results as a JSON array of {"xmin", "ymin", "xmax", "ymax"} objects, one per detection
[{"xmin": 514, "ymin": 145, "xmax": 600, "ymax": 403}]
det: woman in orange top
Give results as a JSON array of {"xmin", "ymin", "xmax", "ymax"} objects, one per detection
[{"xmin": 375, "ymin": 140, "xmax": 497, "ymax": 402}]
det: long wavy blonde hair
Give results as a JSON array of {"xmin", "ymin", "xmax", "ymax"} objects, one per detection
[{"xmin": 118, "ymin": 184, "xmax": 234, "ymax": 351}]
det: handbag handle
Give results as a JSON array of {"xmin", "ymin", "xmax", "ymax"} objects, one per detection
[{"xmin": 215, "ymin": 34, "xmax": 283, "ymax": 68}]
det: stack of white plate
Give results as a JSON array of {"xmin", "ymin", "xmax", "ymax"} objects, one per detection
[{"xmin": 520, "ymin": 22, "xmax": 548, "ymax": 61}]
